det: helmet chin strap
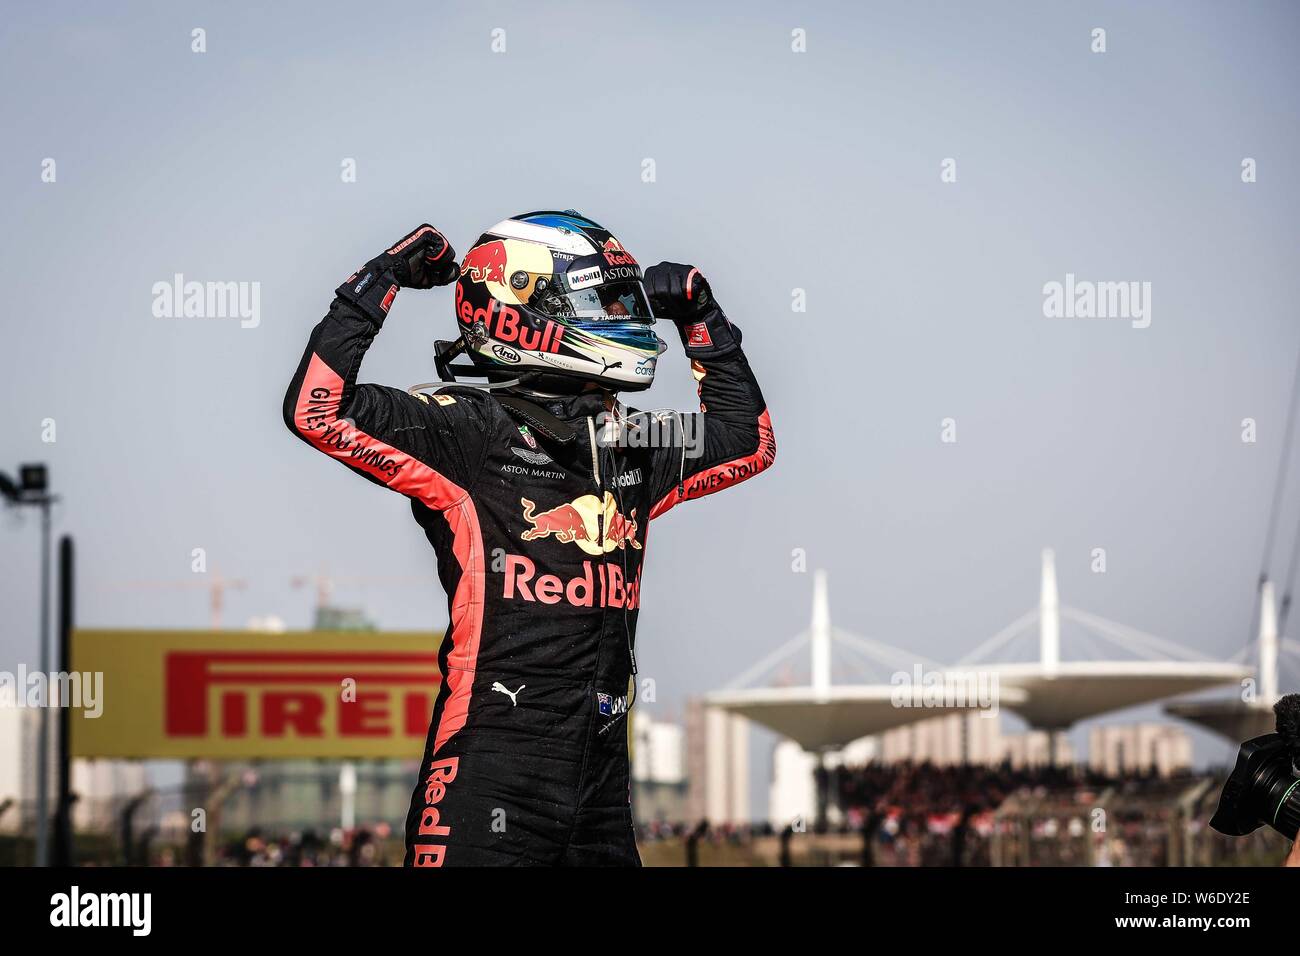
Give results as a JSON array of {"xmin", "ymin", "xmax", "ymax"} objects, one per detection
[
  {"xmin": 415, "ymin": 338, "xmax": 526, "ymax": 393},
  {"xmin": 417, "ymin": 338, "xmax": 625, "ymax": 399},
  {"xmin": 408, "ymin": 378, "xmax": 524, "ymax": 396}
]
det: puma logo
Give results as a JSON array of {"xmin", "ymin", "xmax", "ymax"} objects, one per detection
[
  {"xmin": 491, "ymin": 681, "xmax": 525, "ymax": 706},
  {"xmin": 600, "ymin": 358, "xmax": 623, "ymax": 374}
]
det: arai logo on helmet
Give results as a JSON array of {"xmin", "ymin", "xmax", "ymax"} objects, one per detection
[{"xmin": 491, "ymin": 343, "xmax": 521, "ymax": 364}]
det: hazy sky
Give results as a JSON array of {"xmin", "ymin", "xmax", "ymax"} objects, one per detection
[{"xmin": 2, "ymin": 1, "xmax": 1299, "ymax": 776}]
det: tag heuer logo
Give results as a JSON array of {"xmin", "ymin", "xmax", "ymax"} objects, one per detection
[{"xmin": 518, "ymin": 425, "xmax": 538, "ymax": 450}]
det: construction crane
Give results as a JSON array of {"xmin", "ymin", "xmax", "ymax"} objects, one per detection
[{"xmin": 101, "ymin": 568, "xmax": 248, "ymax": 629}]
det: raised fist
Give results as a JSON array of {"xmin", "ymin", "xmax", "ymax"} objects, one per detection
[
  {"xmin": 644, "ymin": 262, "xmax": 712, "ymax": 321},
  {"xmin": 381, "ymin": 224, "xmax": 459, "ymax": 289}
]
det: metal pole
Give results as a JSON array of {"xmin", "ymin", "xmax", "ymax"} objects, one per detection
[
  {"xmin": 35, "ymin": 499, "xmax": 51, "ymax": 866},
  {"xmin": 340, "ymin": 762, "xmax": 357, "ymax": 831},
  {"xmin": 54, "ymin": 535, "xmax": 74, "ymax": 866},
  {"xmin": 1039, "ymin": 548, "xmax": 1060, "ymax": 674},
  {"xmin": 814, "ymin": 751, "xmax": 829, "ymax": 833}
]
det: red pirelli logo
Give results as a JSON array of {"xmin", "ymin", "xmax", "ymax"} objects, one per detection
[{"xmin": 165, "ymin": 651, "xmax": 441, "ymax": 740}]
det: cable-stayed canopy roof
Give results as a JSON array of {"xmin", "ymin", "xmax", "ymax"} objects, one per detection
[{"xmin": 708, "ymin": 552, "xmax": 1251, "ymax": 749}]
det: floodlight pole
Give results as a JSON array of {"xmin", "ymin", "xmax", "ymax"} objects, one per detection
[
  {"xmin": 1039, "ymin": 548, "xmax": 1060, "ymax": 675},
  {"xmin": 35, "ymin": 495, "xmax": 52, "ymax": 867},
  {"xmin": 1, "ymin": 465, "xmax": 58, "ymax": 867},
  {"xmin": 810, "ymin": 571, "xmax": 831, "ymax": 701},
  {"xmin": 53, "ymin": 535, "xmax": 75, "ymax": 866}
]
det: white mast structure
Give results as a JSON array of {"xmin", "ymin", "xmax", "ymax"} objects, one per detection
[
  {"xmin": 1259, "ymin": 579, "xmax": 1279, "ymax": 707},
  {"xmin": 1040, "ymin": 549, "xmax": 1060, "ymax": 676},
  {"xmin": 810, "ymin": 570, "xmax": 832, "ymax": 701}
]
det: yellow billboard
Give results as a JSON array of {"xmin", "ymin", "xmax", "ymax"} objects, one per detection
[{"xmin": 71, "ymin": 629, "xmax": 443, "ymax": 759}]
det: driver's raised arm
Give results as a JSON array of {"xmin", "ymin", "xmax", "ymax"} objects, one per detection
[
  {"xmin": 283, "ymin": 225, "xmax": 489, "ymax": 509},
  {"xmin": 640, "ymin": 262, "xmax": 776, "ymax": 520}
]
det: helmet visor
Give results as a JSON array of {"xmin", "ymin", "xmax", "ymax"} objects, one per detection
[{"xmin": 533, "ymin": 279, "xmax": 656, "ymax": 323}]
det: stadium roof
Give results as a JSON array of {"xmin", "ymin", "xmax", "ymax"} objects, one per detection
[
  {"xmin": 1163, "ymin": 579, "xmax": 1296, "ymax": 742},
  {"xmin": 1164, "ymin": 699, "xmax": 1276, "ymax": 743},
  {"xmin": 706, "ymin": 683, "xmax": 1027, "ymax": 752},
  {"xmin": 707, "ymin": 551, "xmax": 1252, "ymax": 749},
  {"xmin": 987, "ymin": 661, "xmax": 1250, "ymax": 730}
]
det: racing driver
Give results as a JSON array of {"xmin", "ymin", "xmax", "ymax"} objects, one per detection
[{"xmin": 283, "ymin": 212, "xmax": 775, "ymax": 866}]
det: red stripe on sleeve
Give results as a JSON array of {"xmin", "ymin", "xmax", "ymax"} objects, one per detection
[
  {"xmin": 292, "ymin": 353, "xmax": 484, "ymax": 754},
  {"xmin": 650, "ymin": 408, "xmax": 775, "ymax": 520}
]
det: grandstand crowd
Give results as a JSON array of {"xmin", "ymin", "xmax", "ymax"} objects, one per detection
[
  {"xmin": 6, "ymin": 761, "xmax": 1291, "ymax": 866},
  {"xmin": 634, "ymin": 761, "xmax": 1289, "ymax": 867}
]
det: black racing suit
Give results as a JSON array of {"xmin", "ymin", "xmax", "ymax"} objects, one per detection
[{"xmin": 283, "ymin": 285, "xmax": 774, "ymax": 866}]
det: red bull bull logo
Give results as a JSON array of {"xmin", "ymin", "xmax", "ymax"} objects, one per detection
[
  {"xmin": 520, "ymin": 499, "xmax": 591, "ymax": 546},
  {"xmin": 461, "ymin": 240, "xmax": 508, "ymax": 285},
  {"xmin": 604, "ymin": 506, "xmax": 640, "ymax": 551},
  {"xmin": 602, "ymin": 236, "xmax": 637, "ymax": 268},
  {"xmin": 520, "ymin": 492, "xmax": 641, "ymax": 555}
]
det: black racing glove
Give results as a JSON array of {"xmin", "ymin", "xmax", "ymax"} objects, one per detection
[
  {"xmin": 644, "ymin": 261, "xmax": 740, "ymax": 358},
  {"xmin": 644, "ymin": 261, "xmax": 713, "ymax": 318},
  {"xmin": 337, "ymin": 224, "xmax": 458, "ymax": 321}
]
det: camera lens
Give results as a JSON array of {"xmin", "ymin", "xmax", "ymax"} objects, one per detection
[
  {"xmin": 1209, "ymin": 732, "xmax": 1300, "ymax": 838},
  {"xmin": 1250, "ymin": 754, "xmax": 1300, "ymax": 839}
]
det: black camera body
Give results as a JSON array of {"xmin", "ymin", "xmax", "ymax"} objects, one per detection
[{"xmin": 1210, "ymin": 695, "xmax": 1300, "ymax": 839}]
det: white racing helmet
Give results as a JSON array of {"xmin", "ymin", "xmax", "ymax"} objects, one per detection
[{"xmin": 451, "ymin": 210, "xmax": 666, "ymax": 392}]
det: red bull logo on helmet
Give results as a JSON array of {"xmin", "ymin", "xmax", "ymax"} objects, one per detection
[
  {"xmin": 455, "ymin": 286, "xmax": 567, "ymax": 354},
  {"xmin": 601, "ymin": 237, "xmax": 637, "ymax": 268},
  {"xmin": 519, "ymin": 492, "xmax": 641, "ymax": 555},
  {"xmin": 461, "ymin": 240, "xmax": 508, "ymax": 285}
]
